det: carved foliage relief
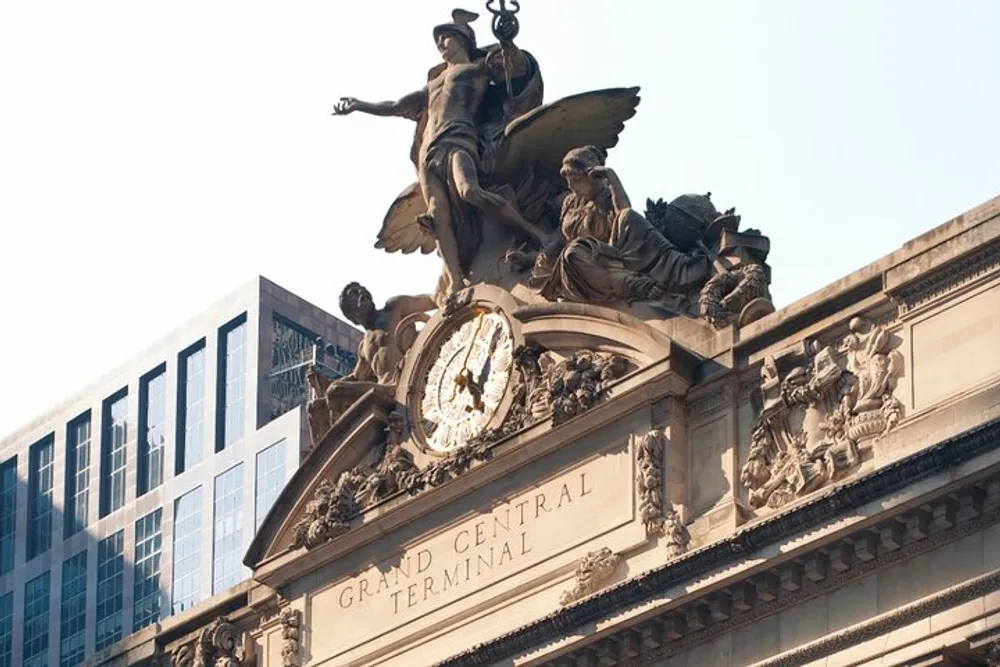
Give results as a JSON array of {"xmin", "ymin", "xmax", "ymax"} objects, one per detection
[
  {"xmin": 279, "ymin": 608, "xmax": 303, "ymax": 667},
  {"xmin": 635, "ymin": 428, "xmax": 690, "ymax": 558},
  {"xmin": 741, "ymin": 316, "xmax": 904, "ymax": 510}
]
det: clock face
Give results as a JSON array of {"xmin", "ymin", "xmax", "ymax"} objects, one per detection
[{"xmin": 418, "ymin": 310, "xmax": 514, "ymax": 453}]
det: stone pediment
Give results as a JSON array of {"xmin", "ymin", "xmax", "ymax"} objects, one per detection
[{"xmin": 246, "ymin": 284, "xmax": 701, "ymax": 578}]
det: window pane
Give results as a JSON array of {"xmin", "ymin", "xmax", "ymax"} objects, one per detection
[
  {"xmin": 270, "ymin": 315, "xmax": 356, "ymax": 421},
  {"xmin": 23, "ymin": 572, "xmax": 50, "ymax": 667},
  {"xmin": 172, "ymin": 487, "xmax": 202, "ymax": 615},
  {"xmin": 133, "ymin": 509, "xmax": 163, "ymax": 630},
  {"xmin": 178, "ymin": 345, "xmax": 207, "ymax": 473},
  {"xmin": 27, "ymin": 435, "xmax": 54, "ymax": 560},
  {"xmin": 65, "ymin": 414, "xmax": 91, "ymax": 538},
  {"xmin": 212, "ymin": 464, "xmax": 245, "ymax": 593},
  {"xmin": 0, "ymin": 459, "xmax": 16, "ymax": 576},
  {"xmin": 0, "ymin": 592, "xmax": 13, "ymax": 667},
  {"xmin": 101, "ymin": 392, "xmax": 129, "ymax": 517},
  {"xmin": 59, "ymin": 551, "xmax": 87, "ymax": 667},
  {"xmin": 139, "ymin": 369, "xmax": 166, "ymax": 495},
  {"xmin": 96, "ymin": 530, "xmax": 124, "ymax": 650},
  {"xmin": 255, "ymin": 440, "xmax": 287, "ymax": 530},
  {"xmin": 219, "ymin": 320, "xmax": 247, "ymax": 450}
]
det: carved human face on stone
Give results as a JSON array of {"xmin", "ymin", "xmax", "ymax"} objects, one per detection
[
  {"xmin": 340, "ymin": 282, "xmax": 376, "ymax": 327},
  {"xmin": 563, "ymin": 168, "xmax": 598, "ymax": 200},
  {"xmin": 436, "ymin": 31, "xmax": 469, "ymax": 63}
]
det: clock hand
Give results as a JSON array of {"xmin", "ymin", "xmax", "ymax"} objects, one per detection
[
  {"xmin": 450, "ymin": 312, "xmax": 486, "ymax": 402},
  {"xmin": 464, "ymin": 326, "xmax": 502, "ymax": 413}
]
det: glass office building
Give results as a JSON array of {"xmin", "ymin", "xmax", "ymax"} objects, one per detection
[{"xmin": 0, "ymin": 276, "xmax": 360, "ymax": 667}]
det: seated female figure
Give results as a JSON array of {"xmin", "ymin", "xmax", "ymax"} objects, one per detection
[{"xmin": 527, "ymin": 146, "xmax": 711, "ymax": 305}]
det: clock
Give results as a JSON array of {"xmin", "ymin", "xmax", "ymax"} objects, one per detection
[{"xmin": 414, "ymin": 307, "xmax": 515, "ymax": 453}]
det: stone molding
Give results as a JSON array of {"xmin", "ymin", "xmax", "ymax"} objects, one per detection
[
  {"xmin": 687, "ymin": 384, "xmax": 733, "ymax": 420},
  {"xmin": 434, "ymin": 415, "xmax": 1000, "ymax": 667},
  {"xmin": 890, "ymin": 238, "xmax": 1000, "ymax": 315},
  {"xmin": 622, "ymin": 481, "xmax": 1000, "ymax": 666},
  {"xmin": 749, "ymin": 566, "xmax": 1000, "ymax": 667}
]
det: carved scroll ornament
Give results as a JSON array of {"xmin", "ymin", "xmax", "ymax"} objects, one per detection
[
  {"xmin": 741, "ymin": 316, "xmax": 904, "ymax": 510},
  {"xmin": 171, "ymin": 617, "xmax": 245, "ymax": 667},
  {"xmin": 559, "ymin": 548, "xmax": 622, "ymax": 606}
]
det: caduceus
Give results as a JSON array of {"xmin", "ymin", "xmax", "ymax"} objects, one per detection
[{"xmin": 486, "ymin": 0, "xmax": 521, "ymax": 96}]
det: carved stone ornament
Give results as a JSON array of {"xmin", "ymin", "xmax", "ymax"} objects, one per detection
[
  {"xmin": 327, "ymin": 0, "xmax": 780, "ymax": 330},
  {"xmin": 741, "ymin": 316, "xmax": 904, "ymax": 510},
  {"xmin": 635, "ymin": 428, "xmax": 691, "ymax": 558},
  {"xmin": 291, "ymin": 411, "xmax": 420, "ymax": 549},
  {"xmin": 467, "ymin": 345, "xmax": 633, "ymax": 453},
  {"xmin": 291, "ymin": 408, "xmax": 501, "ymax": 550},
  {"xmin": 171, "ymin": 617, "xmax": 245, "ymax": 667},
  {"xmin": 559, "ymin": 547, "xmax": 622, "ymax": 606},
  {"xmin": 279, "ymin": 608, "xmax": 303, "ymax": 667},
  {"xmin": 698, "ymin": 263, "xmax": 771, "ymax": 329},
  {"xmin": 305, "ymin": 284, "xmax": 437, "ymax": 448}
]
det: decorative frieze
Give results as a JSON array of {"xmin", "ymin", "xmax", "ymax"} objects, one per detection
[
  {"xmin": 741, "ymin": 316, "xmax": 904, "ymax": 510},
  {"xmin": 560, "ymin": 548, "xmax": 623, "ymax": 606},
  {"xmin": 891, "ymin": 239, "xmax": 1000, "ymax": 315},
  {"xmin": 686, "ymin": 384, "xmax": 733, "ymax": 420}
]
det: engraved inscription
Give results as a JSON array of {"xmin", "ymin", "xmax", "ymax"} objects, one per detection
[
  {"xmin": 309, "ymin": 449, "xmax": 634, "ymax": 658},
  {"xmin": 335, "ymin": 473, "xmax": 592, "ymax": 615}
]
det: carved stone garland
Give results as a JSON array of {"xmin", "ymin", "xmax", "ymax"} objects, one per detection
[
  {"xmin": 699, "ymin": 263, "xmax": 770, "ymax": 329},
  {"xmin": 741, "ymin": 316, "xmax": 904, "ymax": 510},
  {"xmin": 559, "ymin": 548, "xmax": 622, "ymax": 606},
  {"xmin": 635, "ymin": 428, "xmax": 690, "ymax": 558},
  {"xmin": 279, "ymin": 608, "xmax": 303, "ymax": 667},
  {"xmin": 171, "ymin": 617, "xmax": 245, "ymax": 667},
  {"xmin": 471, "ymin": 345, "xmax": 633, "ymax": 448}
]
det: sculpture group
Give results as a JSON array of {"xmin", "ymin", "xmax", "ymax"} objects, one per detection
[{"xmin": 315, "ymin": 3, "xmax": 777, "ymax": 447}]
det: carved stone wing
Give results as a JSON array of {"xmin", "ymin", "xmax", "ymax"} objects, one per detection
[
  {"xmin": 374, "ymin": 181, "xmax": 436, "ymax": 255},
  {"xmin": 490, "ymin": 86, "xmax": 641, "ymax": 188}
]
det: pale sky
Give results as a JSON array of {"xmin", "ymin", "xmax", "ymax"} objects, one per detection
[{"xmin": 1, "ymin": 0, "xmax": 998, "ymax": 440}]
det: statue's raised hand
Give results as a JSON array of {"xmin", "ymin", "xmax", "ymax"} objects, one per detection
[
  {"xmin": 586, "ymin": 165, "xmax": 610, "ymax": 180},
  {"xmin": 332, "ymin": 97, "xmax": 359, "ymax": 116}
]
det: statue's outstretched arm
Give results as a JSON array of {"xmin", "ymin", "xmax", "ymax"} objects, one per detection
[{"xmin": 333, "ymin": 88, "xmax": 426, "ymax": 120}]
